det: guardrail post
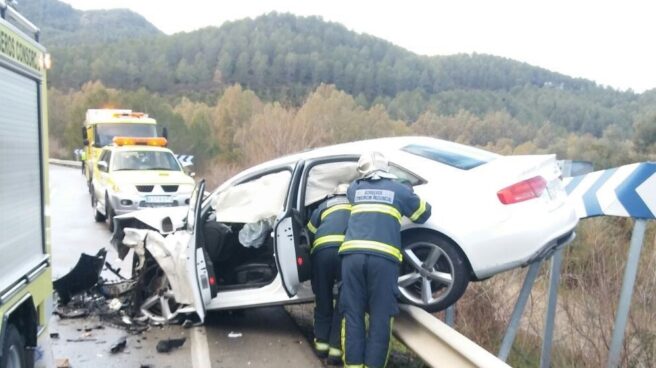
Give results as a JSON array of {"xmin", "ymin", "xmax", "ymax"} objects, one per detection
[
  {"xmin": 445, "ymin": 305, "xmax": 455, "ymax": 327},
  {"xmin": 498, "ymin": 259, "xmax": 542, "ymax": 361},
  {"xmin": 607, "ymin": 219, "xmax": 647, "ymax": 368},
  {"xmin": 540, "ymin": 247, "xmax": 564, "ymax": 368}
]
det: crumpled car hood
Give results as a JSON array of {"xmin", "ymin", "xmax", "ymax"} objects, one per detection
[
  {"xmin": 115, "ymin": 206, "xmax": 188, "ymax": 232},
  {"xmin": 112, "ymin": 206, "xmax": 188, "ymax": 258},
  {"xmin": 122, "ymin": 228, "xmax": 195, "ymax": 305}
]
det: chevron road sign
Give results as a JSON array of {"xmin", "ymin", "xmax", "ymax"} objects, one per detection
[
  {"xmin": 175, "ymin": 154, "xmax": 194, "ymax": 167},
  {"xmin": 563, "ymin": 162, "xmax": 656, "ymax": 220}
]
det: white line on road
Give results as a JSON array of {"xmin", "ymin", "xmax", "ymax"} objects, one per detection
[{"xmin": 191, "ymin": 326, "xmax": 212, "ymax": 368}]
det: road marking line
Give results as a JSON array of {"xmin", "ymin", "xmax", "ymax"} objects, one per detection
[{"xmin": 191, "ymin": 326, "xmax": 212, "ymax": 368}]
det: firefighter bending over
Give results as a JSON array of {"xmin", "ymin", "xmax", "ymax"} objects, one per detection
[
  {"xmin": 307, "ymin": 183, "xmax": 351, "ymax": 365},
  {"xmin": 339, "ymin": 152, "xmax": 432, "ymax": 368}
]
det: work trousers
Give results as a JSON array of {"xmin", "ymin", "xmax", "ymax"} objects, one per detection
[
  {"xmin": 340, "ymin": 253, "xmax": 399, "ymax": 368},
  {"xmin": 311, "ymin": 247, "xmax": 342, "ymax": 349}
]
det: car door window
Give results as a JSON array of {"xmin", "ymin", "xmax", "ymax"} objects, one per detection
[
  {"xmin": 211, "ymin": 169, "xmax": 292, "ymax": 223},
  {"xmin": 304, "ymin": 160, "xmax": 359, "ymax": 206},
  {"xmin": 389, "ymin": 164, "xmax": 425, "ymax": 186}
]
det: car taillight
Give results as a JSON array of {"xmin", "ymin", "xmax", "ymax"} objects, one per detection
[{"xmin": 497, "ymin": 176, "xmax": 547, "ymax": 205}]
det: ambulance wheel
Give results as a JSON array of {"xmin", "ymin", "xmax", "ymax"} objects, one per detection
[
  {"xmin": 1, "ymin": 324, "xmax": 27, "ymax": 368},
  {"xmin": 105, "ymin": 194, "xmax": 115, "ymax": 232},
  {"xmin": 398, "ymin": 232, "xmax": 469, "ymax": 313},
  {"xmin": 92, "ymin": 190, "xmax": 105, "ymax": 222}
]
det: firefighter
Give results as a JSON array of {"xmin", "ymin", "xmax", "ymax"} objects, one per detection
[
  {"xmin": 339, "ymin": 152, "xmax": 431, "ymax": 368},
  {"xmin": 307, "ymin": 183, "xmax": 351, "ymax": 365}
]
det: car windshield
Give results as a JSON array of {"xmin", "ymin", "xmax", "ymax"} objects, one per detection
[
  {"xmin": 112, "ymin": 150, "xmax": 181, "ymax": 171},
  {"xmin": 402, "ymin": 142, "xmax": 497, "ymax": 170},
  {"xmin": 95, "ymin": 123, "xmax": 158, "ymax": 147}
]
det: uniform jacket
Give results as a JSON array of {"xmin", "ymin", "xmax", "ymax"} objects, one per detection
[
  {"xmin": 339, "ymin": 177, "xmax": 431, "ymax": 263},
  {"xmin": 307, "ymin": 195, "xmax": 351, "ymax": 253}
]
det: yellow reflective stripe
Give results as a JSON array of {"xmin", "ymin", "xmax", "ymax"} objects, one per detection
[
  {"xmin": 314, "ymin": 339, "xmax": 329, "ymax": 351},
  {"xmin": 321, "ymin": 204, "xmax": 352, "ymax": 220},
  {"xmin": 409, "ymin": 199, "xmax": 427, "ymax": 222},
  {"xmin": 351, "ymin": 204, "xmax": 401, "ymax": 222},
  {"xmin": 313, "ymin": 235, "xmax": 345, "ymax": 251},
  {"xmin": 384, "ymin": 317, "xmax": 394, "ymax": 367},
  {"xmin": 307, "ymin": 221, "xmax": 318, "ymax": 234},
  {"xmin": 339, "ymin": 240, "xmax": 403, "ymax": 262},
  {"xmin": 341, "ymin": 317, "xmax": 346, "ymax": 364},
  {"xmin": 328, "ymin": 347, "xmax": 342, "ymax": 357}
]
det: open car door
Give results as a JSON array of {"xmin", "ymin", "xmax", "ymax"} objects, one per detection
[
  {"xmin": 274, "ymin": 161, "xmax": 312, "ymax": 297},
  {"xmin": 184, "ymin": 179, "xmax": 213, "ymax": 322}
]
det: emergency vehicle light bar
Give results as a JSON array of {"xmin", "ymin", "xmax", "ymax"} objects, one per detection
[
  {"xmin": 112, "ymin": 112, "xmax": 148, "ymax": 119},
  {"xmin": 113, "ymin": 137, "xmax": 167, "ymax": 147}
]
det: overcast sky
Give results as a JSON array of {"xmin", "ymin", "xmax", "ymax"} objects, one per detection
[{"xmin": 59, "ymin": 0, "xmax": 655, "ymax": 92}]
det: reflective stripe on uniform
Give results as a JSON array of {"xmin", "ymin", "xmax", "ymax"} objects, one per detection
[
  {"xmin": 314, "ymin": 339, "xmax": 329, "ymax": 351},
  {"xmin": 321, "ymin": 203, "xmax": 352, "ymax": 220},
  {"xmin": 329, "ymin": 347, "xmax": 342, "ymax": 357},
  {"xmin": 313, "ymin": 234, "xmax": 345, "ymax": 252},
  {"xmin": 409, "ymin": 199, "xmax": 427, "ymax": 222},
  {"xmin": 339, "ymin": 240, "xmax": 403, "ymax": 262},
  {"xmin": 350, "ymin": 204, "xmax": 401, "ymax": 223},
  {"xmin": 384, "ymin": 317, "xmax": 395, "ymax": 367},
  {"xmin": 307, "ymin": 221, "xmax": 318, "ymax": 234}
]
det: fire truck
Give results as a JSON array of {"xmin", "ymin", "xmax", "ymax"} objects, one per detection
[{"xmin": 0, "ymin": 1, "xmax": 53, "ymax": 367}]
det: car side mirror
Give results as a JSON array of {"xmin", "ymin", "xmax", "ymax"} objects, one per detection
[
  {"xmin": 190, "ymin": 172, "xmax": 196, "ymax": 178},
  {"xmin": 162, "ymin": 127, "xmax": 168, "ymax": 139},
  {"xmin": 97, "ymin": 161, "xmax": 108, "ymax": 172},
  {"xmin": 81, "ymin": 127, "xmax": 87, "ymax": 140}
]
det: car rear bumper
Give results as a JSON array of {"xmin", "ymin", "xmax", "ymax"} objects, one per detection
[
  {"xmin": 523, "ymin": 227, "xmax": 576, "ymax": 266},
  {"xmin": 457, "ymin": 198, "xmax": 580, "ymax": 280}
]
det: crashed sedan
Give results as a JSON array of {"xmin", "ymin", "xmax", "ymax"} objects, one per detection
[{"xmin": 112, "ymin": 136, "xmax": 578, "ymax": 322}]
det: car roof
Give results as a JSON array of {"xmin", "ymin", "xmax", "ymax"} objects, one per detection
[
  {"xmin": 227, "ymin": 136, "xmax": 498, "ymax": 185},
  {"xmin": 248, "ymin": 136, "xmax": 489, "ymax": 169}
]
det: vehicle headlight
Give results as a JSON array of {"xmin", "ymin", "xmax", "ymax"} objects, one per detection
[{"xmin": 111, "ymin": 183, "xmax": 135, "ymax": 194}]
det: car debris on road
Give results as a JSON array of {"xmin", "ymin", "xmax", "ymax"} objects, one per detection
[
  {"xmin": 52, "ymin": 241, "xmax": 199, "ymax": 331},
  {"xmin": 155, "ymin": 337, "xmax": 186, "ymax": 353}
]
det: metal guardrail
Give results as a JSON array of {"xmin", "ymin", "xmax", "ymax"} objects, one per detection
[
  {"xmin": 49, "ymin": 158, "xmax": 81, "ymax": 168},
  {"xmin": 394, "ymin": 305, "xmax": 511, "ymax": 368}
]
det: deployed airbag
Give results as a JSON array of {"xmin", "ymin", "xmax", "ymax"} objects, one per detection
[{"xmin": 211, "ymin": 171, "xmax": 291, "ymax": 223}]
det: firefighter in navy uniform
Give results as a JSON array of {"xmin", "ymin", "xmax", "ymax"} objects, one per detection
[
  {"xmin": 307, "ymin": 184, "xmax": 352, "ymax": 365},
  {"xmin": 339, "ymin": 152, "xmax": 431, "ymax": 368}
]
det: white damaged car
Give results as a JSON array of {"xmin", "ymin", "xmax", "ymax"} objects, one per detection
[{"xmin": 112, "ymin": 136, "xmax": 578, "ymax": 322}]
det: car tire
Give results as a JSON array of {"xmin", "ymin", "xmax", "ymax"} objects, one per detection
[
  {"xmin": 398, "ymin": 232, "xmax": 470, "ymax": 312},
  {"xmin": 105, "ymin": 193, "xmax": 115, "ymax": 232},
  {"xmin": 1, "ymin": 324, "xmax": 27, "ymax": 368}
]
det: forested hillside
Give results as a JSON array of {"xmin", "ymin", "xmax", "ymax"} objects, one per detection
[
  {"xmin": 19, "ymin": 0, "xmax": 161, "ymax": 46},
  {"xmin": 21, "ymin": 0, "xmax": 654, "ymax": 174},
  {"xmin": 20, "ymin": 2, "xmax": 656, "ymax": 365}
]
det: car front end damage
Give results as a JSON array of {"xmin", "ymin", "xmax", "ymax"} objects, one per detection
[{"xmin": 53, "ymin": 209, "xmax": 207, "ymax": 326}]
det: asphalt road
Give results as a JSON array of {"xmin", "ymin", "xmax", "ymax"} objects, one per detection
[{"xmin": 49, "ymin": 164, "xmax": 321, "ymax": 368}]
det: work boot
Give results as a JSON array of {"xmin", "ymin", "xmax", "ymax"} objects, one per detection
[
  {"xmin": 326, "ymin": 347, "xmax": 343, "ymax": 366},
  {"xmin": 313, "ymin": 339, "xmax": 329, "ymax": 358}
]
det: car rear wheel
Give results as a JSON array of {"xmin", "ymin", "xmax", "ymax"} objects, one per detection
[
  {"xmin": 398, "ymin": 232, "xmax": 469, "ymax": 312},
  {"xmin": 2, "ymin": 324, "xmax": 27, "ymax": 368}
]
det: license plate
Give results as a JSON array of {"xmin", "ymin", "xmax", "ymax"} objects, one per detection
[
  {"xmin": 546, "ymin": 179, "xmax": 563, "ymax": 200},
  {"xmin": 146, "ymin": 195, "xmax": 173, "ymax": 204}
]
